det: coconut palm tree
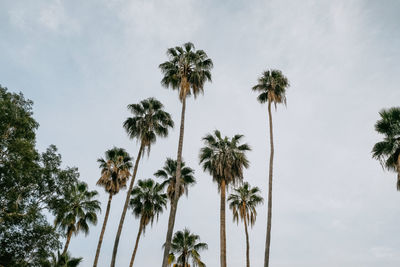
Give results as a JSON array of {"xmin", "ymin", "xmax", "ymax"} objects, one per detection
[
  {"xmin": 154, "ymin": 158, "xmax": 196, "ymax": 202},
  {"xmin": 110, "ymin": 97, "xmax": 173, "ymax": 267},
  {"xmin": 199, "ymin": 130, "xmax": 250, "ymax": 267},
  {"xmin": 252, "ymin": 69, "xmax": 289, "ymax": 267},
  {"xmin": 159, "ymin": 42, "xmax": 213, "ymax": 267},
  {"xmin": 167, "ymin": 228, "xmax": 208, "ymax": 267},
  {"xmin": 43, "ymin": 251, "xmax": 83, "ymax": 267},
  {"xmin": 128, "ymin": 179, "xmax": 167, "ymax": 267},
  {"xmin": 372, "ymin": 107, "xmax": 400, "ymax": 190},
  {"xmin": 54, "ymin": 182, "xmax": 100, "ymax": 255},
  {"xmin": 93, "ymin": 147, "xmax": 132, "ymax": 267},
  {"xmin": 228, "ymin": 182, "xmax": 263, "ymax": 267}
]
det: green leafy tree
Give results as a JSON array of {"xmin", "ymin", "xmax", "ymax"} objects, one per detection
[
  {"xmin": 93, "ymin": 148, "xmax": 133, "ymax": 267},
  {"xmin": 54, "ymin": 182, "xmax": 100, "ymax": 255},
  {"xmin": 167, "ymin": 228, "xmax": 208, "ymax": 267},
  {"xmin": 154, "ymin": 158, "xmax": 196, "ymax": 202},
  {"xmin": 110, "ymin": 98, "xmax": 173, "ymax": 267},
  {"xmin": 128, "ymin": 179, "xmax": 167, "ymax": 267},
  {"xmin": 372, "ymin": 107, "xmax": 400, "ymax": 190},
  {"xmin": 252, "ymin": 69, "xmax": 289, "ymax": 267},
  {"xmin": 228, "ymin": 182, "xmax": 263, "ymax": 267},
  {"xmin": 199, "ymin": 130, "xmax": 250, "ymax": 267},
  {"xmin": 159, "ymin": 42, "xmax": 213, "ymax": 267},
  {"xmin": 0, "ymin": 86, "xmax": 79, "ymax": 266}
]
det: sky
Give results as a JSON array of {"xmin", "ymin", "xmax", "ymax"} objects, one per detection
[{"xmin": 1, "ymin": 0, "xmax": 400, "ymax": 266}]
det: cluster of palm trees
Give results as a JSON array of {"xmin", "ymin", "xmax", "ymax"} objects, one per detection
[
  {"xmin": 51, "ymin": 42, "xmax": 400, "ymax": 267},
  {"xmin": 51, "ymin": 42, "xmax": 290, "ymax": 267}
]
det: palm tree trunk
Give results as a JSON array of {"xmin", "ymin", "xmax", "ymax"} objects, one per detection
[
  {"xmin": 110, "ymin": 143, "xmax": 144, "ymax": 267},
  {"xmin": 93, "ymin": 193, "xmax": 113, "ymax": 267},
  {"xmin": 220, "ymin": 179, "xmax": 227, "ymax": 267},
  {"xmin": 264, "ymin": 101, "xmax": 274, "ymax": 267},
  {"xmin": 62, "ymin": 228, "xmax": 73, "ymax": 255},
  {"xmin": 162, "ymin": 96, "xmax": 187, "ymax": 267},
  {"xmin": 129, "ymin": 220, "xmax": 144, "ymax": 267},
  {"xmin": 182, "ymin": 252, "xmax": 186, "ymax": 267},
  {"xmin": 244, "ymin": 216, "xmax": 250, "ymax": 267}
]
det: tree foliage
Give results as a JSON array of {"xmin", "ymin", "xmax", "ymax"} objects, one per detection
[{"xmin": 0, "ymin": 86, "xmax": 82, "ymax": 266}]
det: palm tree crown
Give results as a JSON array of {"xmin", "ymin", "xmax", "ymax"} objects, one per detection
[
  {"xmin": 54, "ymin": 182, "xmax": 100, "ymax": 254},
  {"xmin": 97, "ymin": 147, "xmax": 133, "ymax": 195},
  {"xmin": 228, "ymin": 182, "xmax": 263, "ymax": 226},
  {"xmin": 252, "ymin": 69, "xmax": 289, "ymax": 107},
  {"xmin": 129, "ymin": 179, "xmax": 167, "ymax": 231},
  {"xmin": 168, "ymin": 228, "xmax": 208, "ymax": 267},
  {"xmin": 199, "ymin": 130, "xmax": 251, "ymax": 188},
  {"xmin": 54, "ymin": 182, "xmax": 100, "ymax": 234},
  {"xmin": 44, "ymin": 251, "xmax": 83, "ymax": 267},
  {"xmin": 372, "ymin": 107, "xmax": 400, "ymax": 190},
  {"xmin": 154, "ymin": 158, "xmax": 196, "ymax": 201},
  {"xmin": 123, "ymin": 97, "xmax": 174, "ymax": 155},
  {"xmin": 159, "ymin": 42, "xmax": 213, "ymax": 101}
]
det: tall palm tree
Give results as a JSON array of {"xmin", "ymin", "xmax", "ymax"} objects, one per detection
[
  {"xmin": 93, "ymin": 147, "xmax": 132, "ymax": 267},
  {"xmin": 228, "ymin": 182, "xmax": 263, "ymax": 267},
  {"xmin": 199, "ymin": 130, "xmax": 250, "ymax": 267},
  {"xmin": 110, "ymin": 97, "xmax": 173, "ymax": 267},
  {"xmin": 159, "ymin": 42, "xmax": 213, "ymax": 267},
  {"xmin": 128, "ymin": 179, "xmax": 167, "ymax": 267},
  {"xmin": 54, "ymin": 182, "xmax": 100, "ymax": 255},
  {"xmin": 372, "ymin": 107, "xmax": 400, "ymax": 190},
  {"xmin": 154, "ymin": 158, "xmax": 196, "ymax": 202},
  {"xmin": 252, "ymin": 69, "xmax": 289, "ymax": 267},
  {"xmin": 167, "ymin": 228, "xmax": 208, "ymax": 267}
]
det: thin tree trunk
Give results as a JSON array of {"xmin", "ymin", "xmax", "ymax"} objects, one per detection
[
  {"xmin": 244, "ymin": 216, "xmax": 250, "ymax": 267},
  {"xmin": 264, "ymin": 101, "xmax": 274, "ymax": 267},
  {"xmin": 220, "ymin": 179, "xmax": 227, "ymax": 267},
  {"xmin": 182, "ymin": 253, "xmax": 186, "ymax": 267},
  {"xmin": 93, "ymin": 193, "xmax": 113, "ymax": 267},
  {"xmin": 129, "ymin": 220, "xmax": 144, "ymax": 267},
  {"xmin": 110, "ymin": 143, "xmax": 144, "ymax": 267},
  {"xmin": 162, "ymin": 96, "xmax": 186, "ymax": 267},
  {"xmin": 62, "ymin": 229, "xmax": 73, "ymax": 255}
]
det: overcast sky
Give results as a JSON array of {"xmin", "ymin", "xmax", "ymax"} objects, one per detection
[{"xmin": 1, "ymin": 0, "xmax": 400, "ymax": 266}]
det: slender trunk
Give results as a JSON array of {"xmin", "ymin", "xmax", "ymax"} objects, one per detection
[
  {"xmin": 220, "ymin": 179, "xmax": 227, "ymax": 267},
  {"xmin": 244, "ymin": 215, "xmax": 250, "ymax": 267},
  {"xmin": 182, "ymin": 252, "xmax": 186, "ymax": 267},
  {"xmin": 264, "ymin": 101, "xmax": 274, "ymax": 267},
  {"xmin": 129, "ymin": 220, "xmax": 144, "ymax": 267},
  {"xmin": 162, "ymin": 96, "xmax": 186, "ymax": 267},
  {"xmin": 93, "ymin": 193, "xmax": 113, "ymax": 267},
  {"xmin": 110, "ymin": 144, "xmax": 144, "ymax": 267},
  {"xmin": 62, "ymin": 229, "xmax": 73, "ymax": 255}
]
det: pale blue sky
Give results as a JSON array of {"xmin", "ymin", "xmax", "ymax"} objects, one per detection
[{"xmin": 1, "ymin": 0, "xmax": 400, "ymax": 266}]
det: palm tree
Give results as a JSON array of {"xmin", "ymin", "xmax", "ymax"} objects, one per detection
[
  {"xmin": 54, "ymin": 182, "xmax": 100, "ymax": 255},
  {"xmin": 252, "ymin": 69, "xmax": 289, "ymax": 267},
  {"xmin": 44, "ymin": 251, "xmax": 83, "ymax": 267},
  {"xmin": 228, "ymin": 182, "xmax": 263, "ymax": 267},
  {"xmin": 199, "ymin": 130, "xmax": 250, "ymax": 267},
  {"xmin": 93, "ymin": 147, "xmax": 133, "ymax": 267},
  {"xmin": 128, "ymin": 179, "xmax": 167, "ymax": 267},
  {"xmin": 159, "ymin": 42, "xmax": 213, "ymax": 267},
  {"xmin": 167, "ymin": 228, "xmax": 208, "ymax": 267},
  {"xmin": 154, "ymin": 158, "xmax": 196, "ymax": 202},
  {"xmin": 372, "ymin": 107, "xmax": 400, "ymax": 190},
  {"xmin": 110, "ymin": 97, "xmax": 173, "ymax": 267}
]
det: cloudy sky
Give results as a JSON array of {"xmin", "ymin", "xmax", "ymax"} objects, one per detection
[{"xmin": 1, "ymin": 0, "xmax": 400, "ymax": 266}]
